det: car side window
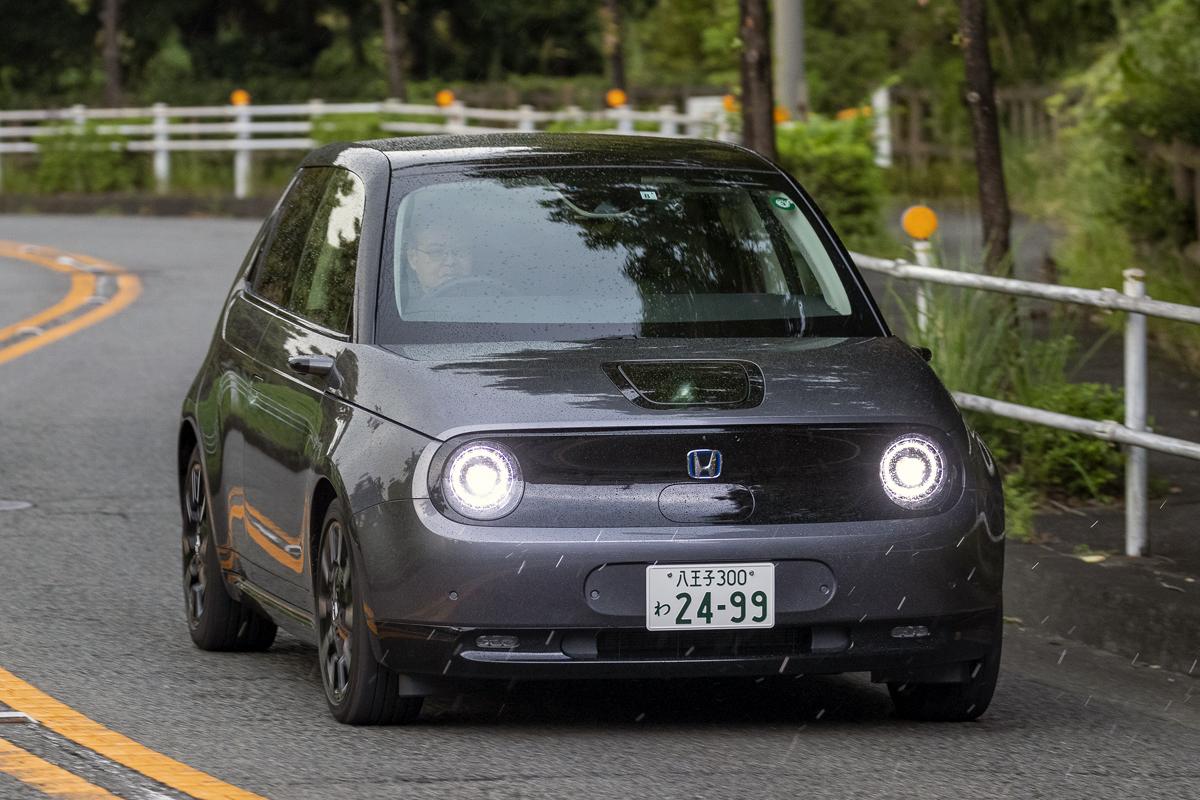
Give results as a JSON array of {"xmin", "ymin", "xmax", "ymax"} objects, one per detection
[
  {"xmin": 285, "ymin": 169, "xmax": 365, "ymax": 334},
  {"xmin": 251, "ymin": 168, "xmax": 332, "ymax": 308}
]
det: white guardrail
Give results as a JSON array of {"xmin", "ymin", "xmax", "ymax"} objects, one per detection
[
  {"xmin": 852, "ymin": 250, "xmax": 1200, "ymax": 557},
  {"xmin": 0, "ymin": 99, "xmax": 733, "ymax": 198}
]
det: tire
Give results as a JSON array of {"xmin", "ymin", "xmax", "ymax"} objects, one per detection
[
  {"xmin": 315, "ymin": 499, "xmax": 423, "ymax": 725},
  {"xmin": 181, "ymin": 445, "xmax": 277, "ymax": 652},
  {"xmin": 888, "ymin": 616, "xmax": 1002, "ymax": 722}
]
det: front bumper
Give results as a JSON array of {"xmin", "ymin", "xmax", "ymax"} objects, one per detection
[{"xmin": 353, "ymin": 497, "xmax": 1004, "ymax": 681}]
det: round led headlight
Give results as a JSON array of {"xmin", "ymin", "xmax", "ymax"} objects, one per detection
[
  {"xmin": 880, "ymin": 434, "xmax": 946, "ymax": 509},
  {"xmin": 441, "ymin": 441, "xmax": 524, "ymax": 520}
]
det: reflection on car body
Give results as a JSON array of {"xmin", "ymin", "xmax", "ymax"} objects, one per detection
[{"xmin": 177, "ymin": 133, "xmax": 1004, "ymax": 725}]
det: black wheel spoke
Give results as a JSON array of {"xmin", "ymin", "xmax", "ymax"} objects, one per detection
[
  {"xmin": 318, "ymin": 517, "xmax": 354, "ymax": 704},
  {"xmin": 182, "ymin": 460, "xmax": 209, "ymax": 627}
]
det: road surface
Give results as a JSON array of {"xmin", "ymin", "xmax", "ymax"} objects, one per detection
[{"xmin": 0, "ymin": 215, "xmax": 1197, "ymax": 799}]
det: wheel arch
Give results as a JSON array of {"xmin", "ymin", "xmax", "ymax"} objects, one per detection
[
  {"xmin": 308, "ymin": 477, "xmax": 341, "ymax": 584},
  {"xmin": 177, "ymin": 418, "xmax": 200, "ymax": 489}
]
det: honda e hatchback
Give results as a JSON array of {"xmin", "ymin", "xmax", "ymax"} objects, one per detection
[{"xmin": 177, "ymin": 134, "xmax": 1004, "ymax": 725}]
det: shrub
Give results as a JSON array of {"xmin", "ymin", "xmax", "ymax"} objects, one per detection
[
  {"xmin": 896, "ymin": 277, "xmax": 1125, "ymax": 533},
  {"xmin": 775, "ymin": 116, "xmax": 885, "ymax": 252},
  {"xmin": 311, "ymin": 113, "xmax": 390, "ymax": 146},
  {"xmin": 33, "ymin": 121, "xmax": 139, "ymax": 193},
  {"xmin": 1007, "ymin": 0, "xmax": 1200, "ymax": 369}
]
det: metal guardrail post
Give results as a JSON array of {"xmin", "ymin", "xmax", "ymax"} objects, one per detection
[
  {"xmin": 901, "ymin": 206, "xmax": 939, "ymax": 335},
  {"xmin": 233, "ymin": 103, "xmax": 251, "ymax": 199},
  {"xmin": 151, "ymin": 102, "xmax": 170, "ymax": 194},
  {"xmin": 911, "ymin": 240, "xmax": 932, "ymax": 334},
  {"xmin": 658, "ymin": 104, "xmax": 678, "ymax": 137},
  {"xmin": 307, "ymin": 98, "xmax": 325, "ymax": 142},
  {"xmin": 1123, "ymin": 268, "xmax": 1149, "ymax": 556},
  {"xmin": 516, "ymin": 104, "xmax": 535, "ymax": 132},
  {"xmin": 615, "ymin": 104, "xmax": 634, "ymax": 134},
  {"xmin": 446, "ymin": 101, "xmax": 467, "ymax": 134},
  {"xmin": 871, "ymin": 86, "xmax": 892, "ymax": 168}
]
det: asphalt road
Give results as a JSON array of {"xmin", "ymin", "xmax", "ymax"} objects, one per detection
[{"xmin": 0, "ymin": 214, "xmax": 1198, "ymax": 799}]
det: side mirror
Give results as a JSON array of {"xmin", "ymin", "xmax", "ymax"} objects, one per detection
[{"xmin": 911, "ymin": 346, "xmax": 933, "ymax": 363}]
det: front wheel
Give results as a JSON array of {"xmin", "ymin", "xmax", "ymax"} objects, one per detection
[
  {"xmin": 888, "ymin": 616, "xmax": 1002, "ymax": 722},
  {"xmin": 181, "ymin": 446, "xmax": 276, "ymax": 651},
  {"xmin": 315, "ymin": 500, "xmax": 423, "ymax": 725}
]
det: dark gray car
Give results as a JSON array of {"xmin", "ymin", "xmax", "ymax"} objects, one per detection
[{"xmin": 177, "ymin": 133, "xmax": 1005, "ymax": 725}]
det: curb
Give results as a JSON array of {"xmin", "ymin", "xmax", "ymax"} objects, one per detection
[{"xmin": 1004, "ymin": 542, "xmax": 1200, "ymax": 676}]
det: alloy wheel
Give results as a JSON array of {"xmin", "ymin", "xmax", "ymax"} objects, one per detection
[
  {"xmin": 182, "ymin": 460, "xmax": 208, "ymax": 627},
  {"xmin": 318, "ymin": 520, "xmax": 354, "ymax": 704}
]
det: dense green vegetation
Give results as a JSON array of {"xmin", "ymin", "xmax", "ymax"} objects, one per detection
[{"xmin": 1012, "ymin": 0, "xmax": 1200, "ymax": 364}]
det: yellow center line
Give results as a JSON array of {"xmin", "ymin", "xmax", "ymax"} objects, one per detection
[
  {"xmin": 0, "ymin": 241, "xmax": 141, "ymax": 366},
  {"xmin": 0, "ymin": 738, "xmax": 122, "ymax": 799},
  {"xmin": 0, "ymin": 667, "xmax": 268, "ymax": 800}
]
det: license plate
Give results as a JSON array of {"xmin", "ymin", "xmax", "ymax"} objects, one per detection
[{"xmin": 645, "ymin": 563, "xmax": 775, "ymax": 630}]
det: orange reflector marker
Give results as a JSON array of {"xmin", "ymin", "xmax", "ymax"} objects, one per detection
[
  {"xmin": 435, "ymin": 89, "xmax": 456, "ymax": 107},
  {"xmin": 230, "ymin": 88, "xmax": 251, "ymax": 107},
  {"xmin": 901, "ymin": 205, "xmax": 939, "ymax": 241},
  {"xmin": 605, "ymin": 88, "xmax": 628, "ymax": 108}
]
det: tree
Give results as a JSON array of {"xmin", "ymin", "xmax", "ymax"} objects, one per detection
[
  {"xmin": 960, "ymin": 0, "xmax": 1011, "ymax": 274},
  {"xmin": 100, "ymin": 0, "xmax": 122, "ymax": 105},
  {"xmin": 738, "ymin": 0, "xmax": 775, "ymax": 159},
  {"xmin": 379, "ymin": 0, "xmax": 408, "ymax": 100},
  {"xmin": 599, "ymin": 0, "xmax": 627, "ymax": 91}
]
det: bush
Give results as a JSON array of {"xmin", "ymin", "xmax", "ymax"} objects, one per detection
[
  {"xmin": 775, "ymin": 116, "xmax": 885, "ymax": 252},
  {"xmin": 1007, "ymin": 0, "xmax": 1200, "ymax": 369},
  {"xmin": 311, "ymin": 113, "xmax": 390, "ymax": 146},
  {"xmin": 896, "ymin": 278, "xmax": 1125, "ymax": 533},
  {"xmin": 33, "ymin": 122, "xmax": 139, "ymax": 193}
]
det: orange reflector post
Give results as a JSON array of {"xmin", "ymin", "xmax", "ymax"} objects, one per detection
[{"xmin": 901, "ymin": 205, "xmax": 939, "ymax": 240}]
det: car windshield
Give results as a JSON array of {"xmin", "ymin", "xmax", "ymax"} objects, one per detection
[{"xmin": 377, "ymin": 167, "xmax": 883, "ymax": 343}]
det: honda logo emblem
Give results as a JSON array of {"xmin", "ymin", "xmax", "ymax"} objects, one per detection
[{"xmin": 686, "ymin": 449, "xmax": 722, "ymax": 479}]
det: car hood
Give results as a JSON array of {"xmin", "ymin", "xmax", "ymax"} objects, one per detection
[{"xmin": 344, "ymin": 337, "xmax": 963, "ymax": 439}]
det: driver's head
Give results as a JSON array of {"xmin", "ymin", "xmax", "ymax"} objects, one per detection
[{"xmin": 405, "ymin": 224, "xmax": 473, "ymax": 291}]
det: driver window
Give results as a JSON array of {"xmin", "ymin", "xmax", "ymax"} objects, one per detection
[{"xmin": 287, "ymin": 169, "xmax": 365, "ymax": 334}]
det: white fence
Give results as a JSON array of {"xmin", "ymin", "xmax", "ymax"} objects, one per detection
[
  {"xmin": 0, "ymin": 99, "xmax": 732, "ymax": 198},
  {"xmin": 852, "ymin": 250, "xmax": 1200, "ymax": 557}
]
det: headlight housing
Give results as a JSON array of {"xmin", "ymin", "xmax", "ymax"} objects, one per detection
[
  {"xmin": 879, "ymin": 434, "xmax": 946, "ymax": 509},
  {"xmin": 441, "ymin": 441, "xmax": 524, "ymax": 520}
]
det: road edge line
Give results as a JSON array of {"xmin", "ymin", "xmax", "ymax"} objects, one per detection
[{"xmin": 0, "ymin": 667, "xmax": 267, "ymax": 800}]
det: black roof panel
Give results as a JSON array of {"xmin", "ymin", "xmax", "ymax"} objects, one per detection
[{"xmin": 304, "ymin": 132, "xmax": 774, "ymax": 173}]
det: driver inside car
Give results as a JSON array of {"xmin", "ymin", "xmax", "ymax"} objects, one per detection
[{"xmin": 403, "ymin": 223, "xmax": 475, "ymax": 301}]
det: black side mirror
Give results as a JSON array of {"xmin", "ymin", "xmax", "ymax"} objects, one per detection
[{"xmin": 911, "ymin": 346, "xmax": 933, "ymax": 362}]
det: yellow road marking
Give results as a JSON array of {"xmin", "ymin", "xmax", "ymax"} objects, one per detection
[
  {"xmin": 0, "ymin": 737, "xmax": 122, "ymax": 799},
  {"xmin": 0, "ymin": 243, "xmax": 260, "ymax": 798},
  {"xmin": 0, "ymin": 667, "xmax": 267, "ymax": 800},
  {"xmin": 0, "ymin": 241, "xmax": 141, "ymax": 366}
]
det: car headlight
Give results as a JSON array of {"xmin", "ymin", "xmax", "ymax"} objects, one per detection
[
  {"xmin": 441, "ymin": 441, "xmax": 524, "ymax": 520},
  {"xmin": 879, "ymin": 434, "xmax": 946, "ymax": 509}
]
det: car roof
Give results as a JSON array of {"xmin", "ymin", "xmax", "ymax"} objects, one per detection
[{"xmin": 303, "ymin": 132, "xmax": 777, "ymax": 173}]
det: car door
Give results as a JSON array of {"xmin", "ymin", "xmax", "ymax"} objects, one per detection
[
  {"xmin": 241, "ymin": 167, "xmax": 366, "ymax": 610},
  {"xmin": 208, "ymin": 223, "xmax": 272, "ymax": 558}
]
